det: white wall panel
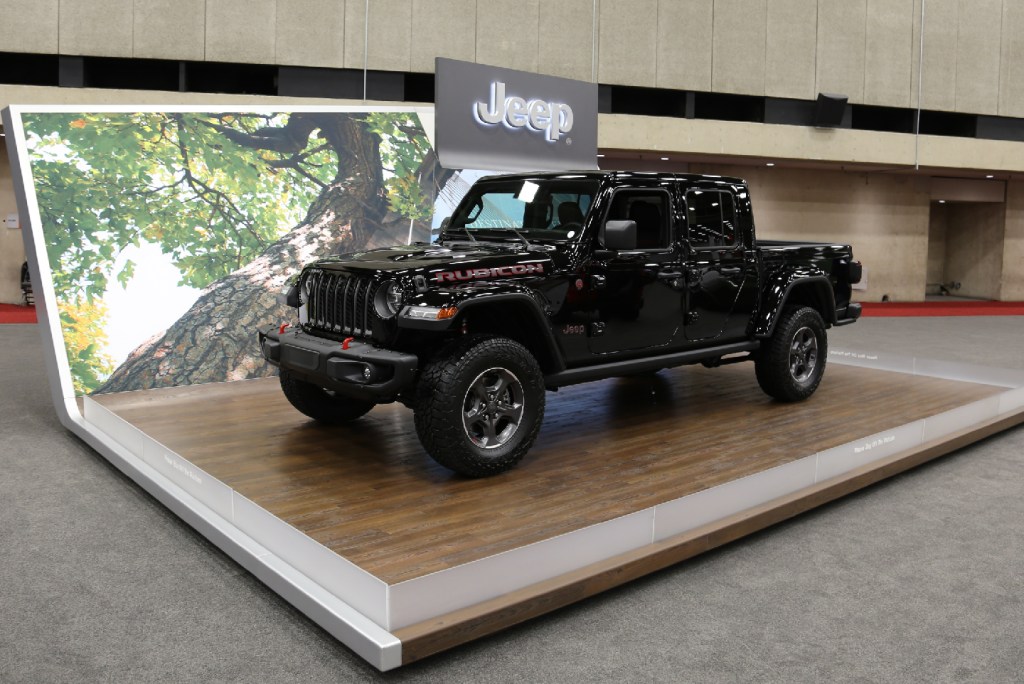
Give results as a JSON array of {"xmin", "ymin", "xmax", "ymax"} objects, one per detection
[
  {"xmin": 345, "ymin": 0, "xmax": 412, "ymax": 72},
  {"xmin": 999, "ymin": 0, "xmax": 1024, "ymax": 117},
  {"xmin": 0, "ymin": 0, "xmax": 58, "ymax": 54},
  {"xmin": 59, "ymin": 0, "xmax": 133, "ymax": 58},
  {"xmin": 537, "ymin": 0, "xmax": 595, "ymax": 80},
  {"xmin": 410, "ymin": 0, "xmax": 476, "ymax": 73},
  {"xmin": 277, "ymin": 0, "xmax": 345, "ymax": 68},
  {"xmin": 816, "ymin": 0, "xmax": 867, "ymax": 102},
  {"xmin": 476, "ymin": 0, "xmax": 540, "ymax": 73},
  {"xmin": 656, "ymin": 0, "xmax": 713, "ymax": 91},
  {"xmin": 864, "ymin": 0, "xmax": 914, "ymax": 107},
  {"xmin": 765, "ymin": 0, "xmax": 817, "ymax": 100},
  {"xmin": 913, "ymin": 0, "xmax": 957, "ymax": 111},
  {"xmin": 954, "ymin": 0, "xmax": 1001, "ymax": 115},
  {"xmin": 712, "ymin": 0, "xmax": 767, "ymax": 95},
  {"xmin": 598, "ymin": 0, "xmax": 658, "ymax": 87},
  {"xmin": 205, "ymin": 0, "xmax": 276, "ymax": 64},
  {"xmin": 134, "ymin": 0, "xmax": 205, "ymax": 61}
]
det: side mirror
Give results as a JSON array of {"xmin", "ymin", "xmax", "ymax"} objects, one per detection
[
  {"xmin": 602, "ymin": 220, "xmax": 637, "ymax": 251},
  {"xmin": 440, "ymin": 216, "xmax": 451, "ymax": 230}
]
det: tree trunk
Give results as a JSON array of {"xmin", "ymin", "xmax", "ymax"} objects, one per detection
[{"xmin": 95, "ymin": 116, "xmax": 422, "ymax": 394}]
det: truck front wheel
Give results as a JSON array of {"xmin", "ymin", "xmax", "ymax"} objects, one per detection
[
  {"xmin": 414, "ymin": 335, "xmax": 546, "ymax": 477},
  {"xmin": 279, "ymin": 369, "xmax": 375, "ymax": 424},
  {"xmin": 755, "ymin": 306, "xmax": 827, "ymax": 402}
]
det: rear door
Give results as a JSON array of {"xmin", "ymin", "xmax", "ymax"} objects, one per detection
[{"xmin": 682, "ymin": 185, "xmax": 757, "ymax": 342}]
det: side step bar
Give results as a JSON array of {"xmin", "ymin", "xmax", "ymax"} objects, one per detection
[{"xmin": 545, "ymin": 341, "xmax": 760, "ymax": 389}]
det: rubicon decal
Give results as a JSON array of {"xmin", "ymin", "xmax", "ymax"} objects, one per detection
[{"xmin": 435, "ymin": 263, "xmax": 545, "ymax": 282}]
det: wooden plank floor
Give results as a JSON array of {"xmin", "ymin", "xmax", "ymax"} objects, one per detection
[{"xmin": 92, "ymin": 363, "xmax": 1003, "ymax": 584}]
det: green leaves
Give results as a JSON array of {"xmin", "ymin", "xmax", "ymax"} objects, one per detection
[
  {"xmin": 57, "ymin": 297, "xmax": 116, "ymax": 394},
  {"xmin": 24, "ymin": 112, "xmax": 322, "ymax": 296},
  {"xmin": 363, "ymin": 112, "xmax": 433, "ymax": 222},
  {"xmin": 22, "ymin": 110, "xmax": 436, "ymax": 393}
]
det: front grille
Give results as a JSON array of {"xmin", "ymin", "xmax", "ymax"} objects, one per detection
[{"xmin": 303, "ymin": 269, "xmax": 378, "ymax": 339}]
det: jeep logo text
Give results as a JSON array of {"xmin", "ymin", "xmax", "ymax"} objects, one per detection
[{"xmin": 474, "ymin": 81, "xmax": 573, "ymax": 142}]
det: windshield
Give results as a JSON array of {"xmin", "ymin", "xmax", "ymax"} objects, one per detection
[{"xmin": 446, "ymin": 178, "xmax": 599, "ymax": 241}]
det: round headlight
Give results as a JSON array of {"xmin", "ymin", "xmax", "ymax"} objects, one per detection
[{"xmin": 375, "ymin": 280, "xmax": 404, "ymax": 318}]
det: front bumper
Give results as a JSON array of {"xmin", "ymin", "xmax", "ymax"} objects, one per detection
[{"xmin": 258, "ymin": 326, "xmax": 418, "ymax": 402}]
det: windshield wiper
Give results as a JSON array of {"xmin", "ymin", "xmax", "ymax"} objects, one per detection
[{"xmin": 505, "ymin": 226, "xmax": 531, "ymax": 250}]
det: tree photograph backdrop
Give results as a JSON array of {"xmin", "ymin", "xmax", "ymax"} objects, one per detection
[{"xmin": 22, "ymin": 110, "xmax": 442, "ymax": 395}]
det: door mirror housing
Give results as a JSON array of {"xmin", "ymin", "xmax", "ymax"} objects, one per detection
[{"xmin": 601, "ymin": 220, "xmax": 637, "ymax": 251}]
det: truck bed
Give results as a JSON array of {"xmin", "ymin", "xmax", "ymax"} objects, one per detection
[{"xmin": 756, "ymin": 239, "xmax": 855, "ymax": 265}]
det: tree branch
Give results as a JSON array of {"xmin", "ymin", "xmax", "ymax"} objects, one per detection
[
  {"xmin": 172, "ymin": 115, "xmax": 267, "ymax": 249},
  {"xmin": 196, "ymin": 114, "xmax": 319, "ymax": 155},
  {"xmin": 265, "ymin": 142, "xmax": 331, "ymax": 169}
]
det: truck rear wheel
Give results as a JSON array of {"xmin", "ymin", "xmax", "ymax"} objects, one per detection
[
  {"xmin": 755, "ymin": 306, "xmax": 827, "ymax": 402},
  {"xmin": 279, "ymin": 369, "xmax": 374, "ymax": 424},
  {"xmin": 414, "ymin": 335, "xmax": 545, "ymax": 477}
]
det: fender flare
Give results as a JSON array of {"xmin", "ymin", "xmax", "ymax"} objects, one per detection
[
  {"xmin": 454, "ymin": 292, "xmax": 566, "ymax": 373},
  {"xmin": 753, "ymin": 270, "xmax": 837, "ymax": 338},
  {"xmin": 398, "ymin": 287, "xmax": 565, "ymax": 373}
]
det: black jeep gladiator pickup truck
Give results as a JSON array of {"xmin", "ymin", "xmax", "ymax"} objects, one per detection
[{"xmin": 259, "ymin": 171, "xmax": 862, "ymax": 476}]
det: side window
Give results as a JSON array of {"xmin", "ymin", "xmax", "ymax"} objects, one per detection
[
  {"xmin": 607, "ymin": 191, "xmax": 670, "ymax": 249},
  {"xmin": 686, "ymin": 189, "xmax": 736, "ymax": 248}
]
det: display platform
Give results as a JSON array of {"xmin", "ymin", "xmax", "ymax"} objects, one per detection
[{"xmin": 81, "ymin": 350, "xmax": 1024, "ymax": 669}]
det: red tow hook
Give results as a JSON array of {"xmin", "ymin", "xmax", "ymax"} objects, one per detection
[
  {"xmin": 278, "ymin": 323, "xmax": 290, "ymax": 334},
  {"xmin": 342, "ymin": 337, "xmax": 354, "ymax": 350}
]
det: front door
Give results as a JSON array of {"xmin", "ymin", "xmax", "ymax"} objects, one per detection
[{"xmin": 588, "ymin": 188, "xmax": 683, "ymax": 354}]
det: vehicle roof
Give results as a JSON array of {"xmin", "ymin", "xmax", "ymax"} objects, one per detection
[{"xmin": 476, "ymin": 170, "xmax": 748, "ymax": 186}]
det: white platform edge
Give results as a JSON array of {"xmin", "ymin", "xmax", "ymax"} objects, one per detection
[
  {"xmin": 64, "ymin": 352, "xmax": 1024, "ymax": 662},
  {"xmin": 9, "ymin": 103, "xmax": 1023, "ymax": 667},
  {"xmin": 80, "ymin": 397, "xmax": 401, "ymax": 671},
  {"xmin": 380, "ymin": 354, "xmax": 1024, "ymax": 629}
]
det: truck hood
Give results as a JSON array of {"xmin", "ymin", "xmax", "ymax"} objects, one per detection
[{"xmin": 311, "ymin": 242, "xmax": 557, "ymax": 282}]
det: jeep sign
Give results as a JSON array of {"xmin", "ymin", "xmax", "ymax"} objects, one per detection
[
  {"xmin": 435, "ymin": 58, "xmax": 598, "ymax": 171},
  {"xmin": 473, "ymin": 81, "xmax": 574, "ymax": 142}
]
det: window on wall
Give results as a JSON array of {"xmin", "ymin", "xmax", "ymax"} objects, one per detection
[
  {"xmin": 686, "ymin": 189, "xmax": 736, "ymax": 248},
  {"xmin": 607, "ymin": 190, "xmax": 671, "ymax": 249}
]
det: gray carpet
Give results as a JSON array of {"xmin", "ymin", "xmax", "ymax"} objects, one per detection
[{"xmin": 1, "ymin": 317, "xmax": 1022, "ymax": 683}]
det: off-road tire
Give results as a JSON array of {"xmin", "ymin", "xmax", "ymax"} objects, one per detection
[
  {"xmin": 755, "ymin": 305, "xmax": 827, "ymax": 402},
  {"xmin": 279, "ymin": 369, "xmax": 374, "ymax": 424},
  {"xmin": 414, "ymin": 335, "xmax": 545, "ymax": 477}
]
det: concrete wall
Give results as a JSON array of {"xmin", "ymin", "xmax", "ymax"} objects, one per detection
[
  {"xmin": 691, "ymin": 165, "xmax": 932, "ymax": 302},
  {"xmin": 4, "ymin": 0, "xmax": 1024, "ymax": 116},
  {"xmin": 944, "ymin": 203, "xmax": 1006, "ymax": 299},
  {"xmin": 0, "ymin": 152, "xmax": 26, "ymax": 304},
  {"xmin": 1000, "ymin": 181, "xmax": 1024, "ymax": 300},
  {"xmin": 927, "ymin": 206, "xmax": 948, "ymax": 288}
]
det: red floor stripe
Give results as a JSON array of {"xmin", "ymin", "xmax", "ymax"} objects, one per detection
[
  {"xmin": 860, "ymin": 301, "xmax": 1024, "ymax": 317},
  {"xmin": 0, "ymin": 304, "xmax": 37, "ymax": 324}
]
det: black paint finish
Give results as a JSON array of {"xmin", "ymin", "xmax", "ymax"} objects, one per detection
[{"xmin": 262, "ymin": 171, "xmax": 861, "ymax": 390}]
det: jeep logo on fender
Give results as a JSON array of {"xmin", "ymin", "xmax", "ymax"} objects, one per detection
[
  {"xmin": 435, "ymin": 263, "xmax": 545, "ymax": 283},
  {"xmin": 474, "ymin": 81, "xmax": 573, "ymax": 143}
]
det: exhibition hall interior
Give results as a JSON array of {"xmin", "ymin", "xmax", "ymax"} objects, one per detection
[{"xmin": 2, "ymin": 1, "xmax": 1023, "ymax": 681}]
